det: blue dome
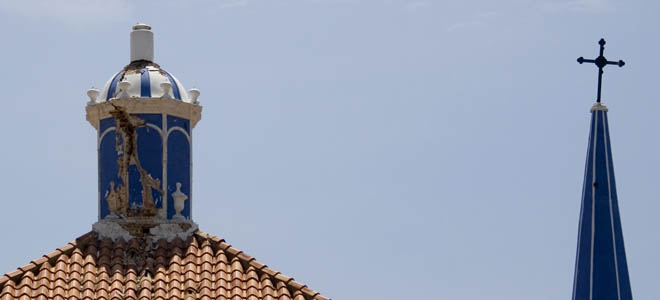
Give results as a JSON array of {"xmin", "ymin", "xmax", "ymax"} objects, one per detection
[{"xmin": 96, "ymin": 61, "xmax": 190, "ymax": 103}]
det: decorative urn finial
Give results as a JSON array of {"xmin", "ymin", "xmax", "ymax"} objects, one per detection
[{"xmin": 172, "ymin": 182, "xmax": 188, "ymax": 220}]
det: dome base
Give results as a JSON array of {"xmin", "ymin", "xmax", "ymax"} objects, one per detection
[{"xmin": 86, "ymin": 98, "xmax": 202, "ymax": 130}]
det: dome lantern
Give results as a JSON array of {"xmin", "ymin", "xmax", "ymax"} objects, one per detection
[{"xmin": 86, "ymin": 24, "xmax": 202, "ymax": 228}]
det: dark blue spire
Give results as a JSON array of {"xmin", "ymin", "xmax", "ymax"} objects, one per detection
[{"xmin": 572, "ymin": 103, "xmax": 633, "ymax": 300}]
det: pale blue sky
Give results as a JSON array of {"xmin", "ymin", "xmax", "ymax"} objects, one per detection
[{"xmin": 0, "ymin": 1, "xmax": 658, "ymax": 299}]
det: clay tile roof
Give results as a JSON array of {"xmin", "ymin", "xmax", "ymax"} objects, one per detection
[
  {"xmin": 0, "ymin": 231, "xmax": 328, "ymax": 300},
  {"xmin": 1, "ymin": 279, "xmax": 16, "ymax": 300}
]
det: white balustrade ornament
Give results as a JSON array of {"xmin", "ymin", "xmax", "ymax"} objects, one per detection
[
  {"xmin": 118, "ymin": 81, "xmax": 132, "ymax": 99},
  {"xmin": 160, "ymin": 82, "xmax": 172, "ymax": 99},
  {"xmin": 188, "ymin": 88, "xmax": 200, "ymax": 104},
  {"xmin": 172, "ymin": 182, "xmax": 188, "ymax": 220},
  {"xmin": 87, "ymin": 87, "xmax": 99, "ymax": 106}
]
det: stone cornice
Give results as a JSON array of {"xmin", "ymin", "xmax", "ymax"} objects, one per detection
[{"xmin": 86, "ymin": 98, "xmax": 202, "ymax": 129}]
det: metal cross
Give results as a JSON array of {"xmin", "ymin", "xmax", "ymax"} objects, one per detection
[{"xmin": 577, "ymin": 38, "xmax": 625, "ymax": 103}]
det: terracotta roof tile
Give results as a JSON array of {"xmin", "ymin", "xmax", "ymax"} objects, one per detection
[
  {"xmin": 274, "ymin": 273, "xmax": 293, "ymax": 284},
  {"xmin": 292, "ymin": 290, "xmax": 306, "ymax": 300},
  {"xmin": 137, "ymin": 276, "xmax": 152, "ymax": 300},
  {"xmin": 36, "ymin": 262, "xmax": 53, "ymax": 286},
  {"xmin": 42, "ymin": 251, "xmax": 61, "ymax": 262},
  {"xmin": 168, "ymin": 240, "xmax": 185, "ymax": 300},
  {"xmin": 214, "ymin": 250, "xmax": 230, "ymax": 299},
  {"xmin": 17, "ymin": 263, "xmax": 36, "ymax": 274},
  {"xmin": 259, "ymin": 274, "xmax": 275, "ymax": 300},
  {"xmin": 124, "ymin": 269, "xmax": 138, "ymax": 300},
  {"xmin": 4, "ymin": 270, "xmax": 23, "ymax": 282},
  {"xmin": 276, "ymin": 281, "xmax": 292, "ymax": 300},
  {"xmin": 0, "ymin": 231, "xmax": 329, "ymax": 300},
  {"xmin": 95, "ymin": 287, "xmax": 109, "ymax": 300},
  {"xmin": 17, "ymin": 272, "xmax": 34, "ymax": 300},
  {"xmin": 30, "ymin": 257, "xmax": 49, "ymax": 268},
  {"xmin": 250, "ymin": 260, "xmax": 267, "ymax": 270},
  {"xmin": 0, "ymin": 277, "xmax": 10, "ymax": 288},
  {"xmin": 246, "ymin": 266, "xmax": 260, "ymax": 300},
  {"xmin": 0, "ymin": 280, "xmax": 16, "ymax": 300}
]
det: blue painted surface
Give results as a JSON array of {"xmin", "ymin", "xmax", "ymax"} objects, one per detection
[
  {"xmin": 137, "ymin": 113, "xmax": 162, "ymax": 128},
  {"xmin": 164, "ymin": 71, "xmax": 182, "ymax": 100},
  {"xmin": 98, "ymin": 113, "xmax": 194, "ymax": 220},
  {"xmin": 106, "ymin": 71, "xmax": 125, "ymax": 100},
  {"xmin": 167, "ymin": 115, "xmax": 190, "ymax": 134},
  {"xmin": 137, "ymin": 123, "xmax": 163, "ymax": 206},
  {"xmin": 572, "ymin": 109, "xmax": 633, "ymax": 300},
  {"xmin": 99, "ymin": 129, "xmax": 120, "ymax": 219},
  {"xmin": 128, "ymin": 164, "xmax": 142, "ymax": 209},
  {"xmin": 126, "ymin": 116, "xmax": 163, "ymax": 210},
  {"xmin": 167, "ymin": 130, "xmax": 191, "ymax": 219},
  {"xmin": 140, "ymin": 68, "xmax": 151, "ymax": 97},
  {"xmin": 100, "ymin": 117, "xmax": 115, "ymax": 133}
]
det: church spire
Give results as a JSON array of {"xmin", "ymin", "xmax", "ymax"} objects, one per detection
[{"xmin": 572, "ymin": 39, "xmax": 632, "ymax": 300}]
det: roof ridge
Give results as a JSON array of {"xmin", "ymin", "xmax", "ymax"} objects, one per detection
[{"xmin": 194, "ymin": 231, "xmax": 330, "ymax": 300}]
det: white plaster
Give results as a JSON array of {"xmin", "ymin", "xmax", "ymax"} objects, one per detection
[
  {"xmin": 160, "ymin": 82, "xmax": 172, "ymax": 99},
  {"xmin": 93, "ymin": 220, "xmax": 133, "ymax": 241},
  {"xmin": 590, "ymin": 102, "xmax": 608, "ymax": 112},
  {"xmin": 97, "ymin": 64, "xmax": 191, "ymax": 103},
  {"xmin": 86, "ymin": 98, "xmax": 202, "ymax": 129},
  {"xmin": 188, "ymin": 88, "xmax": 200, "ymax": 104},
  {"xmin": 149, "ymin": 222, "xmax": 198, "ymax": 242},
  {"xmin": 171, "ymin": 182, "xmax": 188, "ymax": 219},
  {"xmin": 118, "ymin": 81, "xmax": 131, "ymax": 98},
  {"xmin": 145, "ymin": 123, "xmax": 163, "ymax": 135},
  {"xmin": 131, "ymin": 23, "xmax": 154, "ymax": 62},
  {"xmin": 90, "ymin": 25, "xmax": 196, "ymax": 105},
  {"xmin": 98, "ymin": 127, "xmax": 116, "ymax": 149},
  {"xmin": 168, "ymin": 126, "xmax": 192, "ymax": 143},
  {"xmin": 87, "ymin": 87, "xmax": 99, "ymax": 106},
  {"xmin": 162, "ymin": 112, "xmax": 168, "ymax": 217}
]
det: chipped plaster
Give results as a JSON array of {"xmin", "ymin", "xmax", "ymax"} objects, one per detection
[
  {"xmin": 92, "ymin": 220, "xmax": 133, "ymax": 241},
  {"xmin": 107, "ymin": 104, "xmax": 163, "ymax": 217},
  {"xmin": 149, "ymin": 222, "xmax": 198, "ymax": 242}
]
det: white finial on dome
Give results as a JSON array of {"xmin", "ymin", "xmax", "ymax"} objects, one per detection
[
  {"xmin": 87, "ymin": 87, "xmax": 99, "ymax": 105},
  {"xmin": 160, "ymin": 82, "xmax": 172, "ymax": 99},
  {"xmin": 188, "ymin": 88, "xmax": 200, "ymax": 104},
  {"xmin": 130, "ymin": 22, "xmax": 154, "ymax": 62},
  {"xmin": 118, "ymin": 81, "xmax": 131, "ymax": 98}
]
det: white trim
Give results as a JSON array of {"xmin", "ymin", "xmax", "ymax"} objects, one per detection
[
  {"xmin": 602, "ymin": 112, "xmax": 622, "ymax": 300},
  {"xmin": 162, "ymin": 113, "xmax": 168, "ymax": 217},
  {"xmin": 145, "ymin": 123, "xmax": 163, "ymax": 135},
  {"xmin": 167, "ymin": 126, "xmax": 192, "ymax": 143},
  {"xmin": 98, "ymin": 126, "xmax": 102, "ymax": 221},
  {"xmin": 98, "ymin": 126, "xmax": 116, "ymax": 221},
  {"xmin": 98, "ymin": 127, "xmax": 117, "ymax": 148},
  {"xmin": 189, "ymin": 130, "xmax": 193, "ymax": 220},
  {"xmin": 591, "ymin": 103, "xmax": 609, "ymax": 112},
  {"xmin": 167, "ymin": 125, "xmax": 192, "ymax": 220},
  {"xmin": 86, "ymin": 98, "xmax": 202, "ymax": 130},
  {"xmin": 572, "ymin": 113, "xmax": 593, "ymax": 300},
  {"xmin": 588, "ymin": 111, "xmax": 599, "ymax": 300},
  {"xmin": 144, "ymin": 121, "xmax": 165, "ymax": 217}
]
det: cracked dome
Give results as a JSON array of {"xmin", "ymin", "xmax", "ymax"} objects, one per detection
[
  {"xmin": 97, "ymin": 61, "xmax": 191, "ymax": 103},
  {"xmin": 89, "ymin": 23, "xmax": 198, "ymax": 104}
]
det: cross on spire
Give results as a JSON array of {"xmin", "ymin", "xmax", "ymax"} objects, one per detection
[{"xmin": 577, "ymin": 38, "xmax": 625, "ymax": 103}]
